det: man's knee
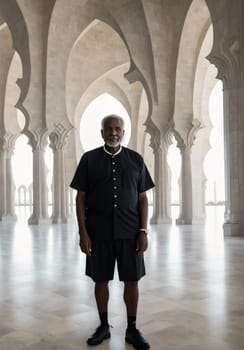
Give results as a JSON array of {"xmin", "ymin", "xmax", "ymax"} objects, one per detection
[
  {"xmin": 124, "ymin": 281, "xmax": 138, "ymax": 289},
  {"xmin": 95, "ymin": 281, "xmax": 109, "ymax": 289}
]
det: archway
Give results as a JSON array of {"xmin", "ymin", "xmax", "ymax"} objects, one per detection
[{"xmin": 80, "ymin": 93, "xmax": 131, "ymax": 152}]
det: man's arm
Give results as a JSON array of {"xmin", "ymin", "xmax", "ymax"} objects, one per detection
[
  {"xmin": 76, "ymin": 191, "xmax": 92, "ymax": 255},
  {"xmin": 136, "ymin": 191, "xmax": 149, "ymax": 254}
]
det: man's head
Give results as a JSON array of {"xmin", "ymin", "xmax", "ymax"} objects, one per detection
[{"xmin": 101, "ymin": 115, "xmax": 125, "ymax": 149}]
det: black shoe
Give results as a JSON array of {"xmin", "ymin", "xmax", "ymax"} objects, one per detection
[
  {"xmin": 87, "ymin": 324, "xmax": 111, "ymax": 346},
  {"xmin": 125, "ymin": 327, "xmax": 150, "ymax": 349}
]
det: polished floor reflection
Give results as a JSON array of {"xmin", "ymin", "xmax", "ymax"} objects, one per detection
[{"xmin": 1, "ymin": 206, "xmax": 244, "ymax": 349}]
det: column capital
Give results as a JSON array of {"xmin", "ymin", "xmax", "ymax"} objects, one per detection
[
  {"xmin": 164, "ymin": 118, "xmax": 202, "ymax": 153},
  {"xmin": 49, "ymin": 123, "xmax": 72, "ymax": 151},
  {"xmin": 23, "ymin": 128, "xmax": 49, "ymax": 151},
  {"xmin": 206, "ymin": 0, "xmax": 243, "ymax": 88},
  {"xmin": 0, "ymin": 133, "xmax": 17, "ymax": 157}
]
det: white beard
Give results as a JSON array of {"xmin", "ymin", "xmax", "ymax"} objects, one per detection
[{"xmin": 106, "ymin": 140, "xmax": 120, "ymax": 148}]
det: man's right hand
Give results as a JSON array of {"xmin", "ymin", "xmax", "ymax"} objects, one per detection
[{"xmin": 79, "ymin": 233, "xmax": 92, "ymax": 255}]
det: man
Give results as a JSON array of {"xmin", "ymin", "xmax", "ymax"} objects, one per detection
[{"xmin": 70, "ymin": 115, "xmax": 154, "ymax": 350}]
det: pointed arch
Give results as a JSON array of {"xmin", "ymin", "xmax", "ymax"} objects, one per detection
[
  {"xmin": 66, "ymin": 19, "xmax": 130, "ymax": 125},
  {"xmin": 79, "ymin": 93, "xmax": 131, "ymax": 152},
  {"xmin": 0, "ymin": 0, "xmax": 30, "ymax": 125},
  {"xmin": 174, "ymin": 0, "xmax": 212, "ymax": 140}
]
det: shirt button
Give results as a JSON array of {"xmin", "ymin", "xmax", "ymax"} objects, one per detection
[
  {"xmin": 113, "ymin": 177, "xmax": 117, "ymax": 181},
  {"xmin": 112, "ymin": 169, "xmax": 116, "ymax": 172},
  {"xmin": 114, "ymin": 194, "xmax": 117, "ymax": 198},
  {"xmin": 114, "ymin": 186, "xmax": 117, "ymax": 190},
  {"xmin": 112, "ymin": 162, "xmax": 115, "ymax": 165},
  {"xmin": 114, "ymin": 204, "xmax": 117, "ymax": 208}
]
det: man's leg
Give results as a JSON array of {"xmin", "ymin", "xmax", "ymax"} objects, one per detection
[
  {"xmin": 124, "ymin": 281, "xmax": 138, "ymax": 329},
  {"xmin": 123, "ymin": 282, "xmax": 150, "ymax": 349},
  {"xmin": 95, "ymin": 281, "xmax": 109, "ymax": 326},
  {"xmin": 87, "ymin": 281, "xmax": 111, "ymax": 346},
  {"xmin": 117, "ymin": 240, "xmax": 150, "ymax": 348},
  {"xmin": 86, "ymin": 240, "xmax": 115, "ymax": 346}
]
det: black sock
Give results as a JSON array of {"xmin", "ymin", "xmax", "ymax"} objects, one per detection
[
  {"xmin": 99, "ymin": 312, "xmax": 108, "ymax": 326},
  {"xmin": 127, "ymin": 316, "xmax": 136, "ymax": 330}
]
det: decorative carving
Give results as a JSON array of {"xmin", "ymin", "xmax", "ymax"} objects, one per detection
[
  {"xmin": 207, "ymin": 39, "xmax": 240, "ymax": 86},
  {"xmin": 144, "ymin": 118, "xmax": 161, "ymax": 153},
  {"xmin": 162, "ymin": 118, "xmax": 202, "ymax": 153},
  {"xmin": 0, "ymin": 133, "xmax": 18, "ymax": 157},
  {"xmin": 163, "ymin": 119, "xmax": 185, "ymax": 152},
  {"xmin": 206, "ymin": 14, "xmax": 241, "ymax": 88},
  {"xmin": 23, "ymin": 128, "xmax": 49, "ymax": 151},
  {"xmin": 187, "ymin": 119, "xmax": 202, "ymax": 148},
  {"xmin": 49, "ymin": 123, "xmax": 72, "ymax": 151}
]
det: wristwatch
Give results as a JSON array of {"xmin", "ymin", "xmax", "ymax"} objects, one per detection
[{"xmin": 139, "ymin": 228, "xmax": 149, "ymax": 235}]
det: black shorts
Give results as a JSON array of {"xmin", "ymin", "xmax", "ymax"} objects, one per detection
[{"xmin": 85, "ymin": 239, "xmax": 145, "ymax": 282}]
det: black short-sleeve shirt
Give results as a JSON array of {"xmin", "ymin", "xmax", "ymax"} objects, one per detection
[{"xmin": 70, "ymin": 146, "xmax": 155, "ymax": 240}]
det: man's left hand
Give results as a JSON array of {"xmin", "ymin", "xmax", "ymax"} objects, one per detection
[{"xmin": 136, "ymin": 231, "xmax": 148, "ymax": 255}]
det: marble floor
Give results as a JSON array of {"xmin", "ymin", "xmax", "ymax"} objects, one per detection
[{"xmin": 1, "ymin": 206, "xmax": 244, "ymax": 350}]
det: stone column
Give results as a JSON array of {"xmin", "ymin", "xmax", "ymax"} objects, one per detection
[
  {"xmin": 206, "ymin": 0, "xmax": 244, "ymax": 236},
  {"xmin": 175, "ymin": 120, "xmax": 201, "ymax": 225},
  {"xmin": 49, "ymin": 132, "xmax": 67, "ymax": 224},
  {"xmin": 222, "ymin": 86, "xmax": 244, "ymax": 236},
  {"xmin": 0, "ymin": 138, "xmax": 6, "ymax": 220},
  {"xmin": 150, "ymin": 143, "xmax": 171, "ymax": 224},
  {"xmin": 176, "ymin": 145, "xmax": 192, "ymax": 224},
  {"xmin": 5, "ymin": 147, "xmax": 16, "ymax": 219},
  {"xmin": 28, "ymin": 139, "xmax": 49, "ymax": 224},
  {"xmin": 192, "ymin": 167, "xmax": 206, "ymax": 224},
  {"xmin": 68, "ymin": 188, "xmax": 75, "ymax": 217},
  {"xmin": 0, "ymin": 134, "xmax": 17, "ymax": 220}
]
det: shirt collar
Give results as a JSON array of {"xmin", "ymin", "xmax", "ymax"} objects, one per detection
[{"xmin": 103, "ymin": 145, "xmax": 122, "ymax": 156}]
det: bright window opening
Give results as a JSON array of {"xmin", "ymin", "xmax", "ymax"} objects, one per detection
[
  {"xmin": 12, "ymin": 135, "xmax": 33, "ymax": 205},
  {"xmin": 167, "ymin": 136, "xmax": 181, "ymax": 205},
  {"xmin": 204, "ymin": 81, "xmax": 225, "ymax": 204},
  {"xmin": 167, "ymin": 136, "xmax": 181, "ymax": 220},
  {"xmin": 80, "ymin": 93, "xmax": 131, "ymax": 152},
  {"xmin": 12, "ymin": 134, "xmax": 53, "ymax": 206}
]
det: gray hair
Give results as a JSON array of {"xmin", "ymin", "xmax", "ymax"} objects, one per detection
[{"xmin": 101, "ymin": 115, "xmax": 125, "ymax": 130}]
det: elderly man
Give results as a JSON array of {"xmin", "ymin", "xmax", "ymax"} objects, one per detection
[{"xmin": 70, "ymin": 115, "xmax": 154, "ymax": 350}]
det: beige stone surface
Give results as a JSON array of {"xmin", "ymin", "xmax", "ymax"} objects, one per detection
[
  {"xmin": 0, "ymin": 207, "xmax": 244, "ymax": 349},
  {"xmin": 0, "ymin": 0, "xmax": 243, "ymax": 234}
]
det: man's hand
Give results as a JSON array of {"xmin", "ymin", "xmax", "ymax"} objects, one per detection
[
  {"xmin": 136, "ymin": 231, "xmax": 148, "ymax": 255},
  {"xmin": 79, "ymin": 233, "xmax": 92, "ymax": 255}
]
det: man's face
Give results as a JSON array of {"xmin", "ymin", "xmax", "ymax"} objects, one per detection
[{"xmin": 101, "ymin": 118, "xmax": 124, "ymax": 148}]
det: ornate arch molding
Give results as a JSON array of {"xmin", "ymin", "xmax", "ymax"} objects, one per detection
[
  {"xmin": 72, "ymin": 67, "xmax": 132, "ymax": 129},
  {"xmin": 187, "ymin": 118, "xmax": 202, "ymax": 148},
  {"xmin": 95, "ymin": 0, "xmax": 157, "ymax": 101},
  {"xmin": 207, "ymin": 37, "xmax": 240, "ymax": 86},
  {"xmin": 205, "ymin": 0, "xmax": 242, "ymax": 87},
  {"xmin": 83, "ymin": 0, "xmax": 157, "ymax": 128},
  {"xmin": 163, "ymin": 119, "xmax": 185, "ymax": 156},
  {"xmin": 25, "ymin": 123, "xmax": 72, "ymax": 151},
  {"xmin": 144, "ymin": 117, "xmax": 161, "ymax": 153},
  {"xmin": 163, "ymin": 118, "xmax": 202, "ymax": 152},
  {"xmin": 24, "ymin": 129, "xmax": 49, "ymax": 151},
  {"xmin": 164, "ymin": 120, "xmax": 177, "ymax": 148},
  {"xmin": 123, "ymin": 60, "xmax": 156, "ymax": 149},
  {"xmin": 49, "ymin": 123, "xmax": 73, "ymax": 151},
  {"xmin": 0, "ymin": 0, "xmax": 31, "ymax": 124}
]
